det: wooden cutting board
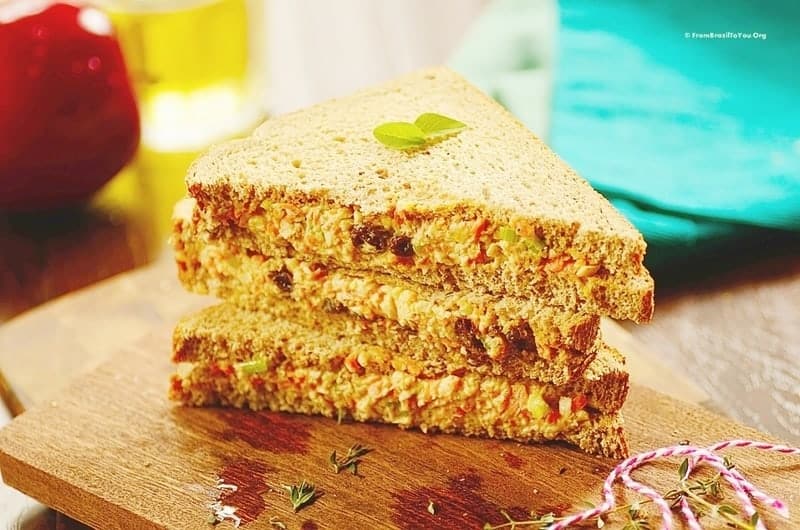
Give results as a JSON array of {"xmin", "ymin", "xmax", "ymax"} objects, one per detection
[{"xmin": 0, "ymin": 330, "xmax": 798, "ymax": 530}]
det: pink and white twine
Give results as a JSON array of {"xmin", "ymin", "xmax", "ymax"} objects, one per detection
[{"xmin": 548, "ymin": 439, "xmax": 800, "ymax": 530}]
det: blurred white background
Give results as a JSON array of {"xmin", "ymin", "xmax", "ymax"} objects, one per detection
[{"xmin": 267, "ymin": 0, "xmax": 488, "ymax": 114}]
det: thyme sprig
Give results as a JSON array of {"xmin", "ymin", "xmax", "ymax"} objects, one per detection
[
  {"xmin": 282, "ymin": 480, "xmax": 318, "ymax": 512},
  {"xmin": 484, "ymin": 457, "xmax": 764, "ymax": 530},
  {"xmin": 268, "ymin": 516, "xmax": 287, "ymax": 529},
  {"xmin": 329, "ymin": 444, "xmax": 372, "ymax": 475}
]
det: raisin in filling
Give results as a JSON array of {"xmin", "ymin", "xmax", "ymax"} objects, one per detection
[
  {"xmin": 389, "ymin": 235, "xmax": 414, "ymax": 257},
  {"xmin": 321, "ymin": 298, "xmax": 348, "ymax": 314},
  {"xmin": 269, "ymin": 266, "xmax": 293, "ymax": 292},
  {"xmin": 541, "ymin": 387, "xmax": 561, "ymax": 409},
  {"xmin": 506, "ymin": 322, "xmax": 536, "ymax": 354},
  {"xmin": 454, "ymin": 318, "xmax": 486, "ymax": 364},
  {"xmin": 350, "ymin": 224, "xmax": 392, "ymax": 251}
]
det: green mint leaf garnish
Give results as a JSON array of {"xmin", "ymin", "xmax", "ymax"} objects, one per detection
[
  {"xmin": 373, "ymin": 122, "xmax": 426, "ymax": 150},
  {"xmin": 374, "ymin": 113, "xmax": 466, "ymax": 151},
  {"xmin": 414, "ymin": 112, "xmax": 466, "ymax": 138}
]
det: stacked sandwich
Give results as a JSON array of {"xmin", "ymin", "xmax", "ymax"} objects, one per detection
[{"xmin": 170, "ymin": 68, "xmax": 654, "ymax": 458}]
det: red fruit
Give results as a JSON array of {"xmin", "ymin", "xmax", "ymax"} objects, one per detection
[
  {"xmin": 546, "ymin": 409, "xmax": 561, "ymax": 424},
  {"xmin": 0, "ymin": 1, "xmax": 139, "ymax": 211}
]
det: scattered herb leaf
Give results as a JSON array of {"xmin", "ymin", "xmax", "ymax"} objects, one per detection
[
  {"xmin": 678, "ymin": 458, "xmax": 689, "ymax": 481},
  {"xmin": 282, "ymin": 480, "xmax": 317, "ymax": 512},
  {"xmin": 484, "ymin": 457, "xmax": 764, "ymax": 530},
  {"xmin": 269, "ymin": 516, "xmax": 287, "ymax": 529},
  {"xmin": 330, "ymin": 444, "xmax": 372, "ymax": 475}
]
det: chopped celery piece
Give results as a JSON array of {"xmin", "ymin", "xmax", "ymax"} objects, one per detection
[
  {"xmin": 527, "ymin": 393, "xmax": 549, "ymax": 419},
  {"xmin": 235, "ymin": 357, "xmax": 268, "ymax": 375},
  {"xmin": 497, "ymin": 226, "xmax": 519, "ymax": 243},
  {"xmin": 522, "ymin": 236, "xmax": 544, "ymax": 253},
  {"xmin": 450, "ymin": 225, "xmax": 472, "ymax": 244}
]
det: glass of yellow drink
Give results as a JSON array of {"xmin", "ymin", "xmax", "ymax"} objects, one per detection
[{"xmin": 94, "ymin": 0, "xmax": 267, "ymax": 152}]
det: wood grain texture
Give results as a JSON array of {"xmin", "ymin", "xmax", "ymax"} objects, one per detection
[
  {"xmin": 0, "ymin": 254, "xmax": 201, "ymax": 408},
  {"xmin": 0, "ymin": 333, "xmax": 797, "ymax": 530},
  {"xmin": 631, "ymin": 245, "xmax": 800, "ymax": 443},
  {"xmin": 0, "ymin": 164, "xmax": 167, "ymax": 323}
]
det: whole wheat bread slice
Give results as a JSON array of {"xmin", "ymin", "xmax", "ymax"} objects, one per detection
[
  {"xmin": 172, "ymin": 303, "xmax": 629, "ymax": 414},
  {"xmin": 171, "ymin": 304, "xmax": 629, "ymax": 458},
  {"xmin": 185, "ymin": 67, "xmax": 654, "ymax": 322}
]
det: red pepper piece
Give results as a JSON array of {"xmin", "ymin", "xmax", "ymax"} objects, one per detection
[
  {"xmin": 571, "ymin": 393, "xmax": 588, "ymax": 412},
  {"xmin": 472, "ymin": 218, "xmax": 491, "ymax": 242},
  {"xmin": 169, "ymin": 375, "xmax": 183, "ymax": 394}
]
